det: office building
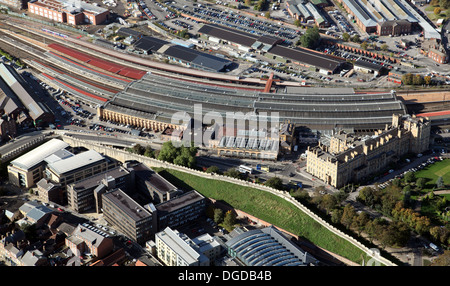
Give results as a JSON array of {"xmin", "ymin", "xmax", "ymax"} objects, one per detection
[
  {"xmin": 8, "ymin": 139, "xmax": 70, "ymax": 188},
  {"xmin": 36, "ymin": 178, "xmax": 63, "ymax": 205},
  {"xmin": 130, "ymin": 162, "xmax": 182, "ymax": 205},
  {"xmin": 155, "ymin": 227, "xmax": 210, "ymax": 266},
  {"xmin": 102, "ymin": 189, "xmax": 153, "ymax": 245},
  {"xmin": 148, "ymin": 190, "xmax": 206, "ymax": 232},
  {"xmin": 44, "ymin": 149, "xmax": 118, "ymax": 187},
  {"xmin": 66, "ymin": 165, "xmax": 131, "ymax": 213}
]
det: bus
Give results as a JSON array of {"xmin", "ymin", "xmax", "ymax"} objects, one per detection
[{"xmin": 238, "ymin": 165, "xmax": 253, "ymax": 174}]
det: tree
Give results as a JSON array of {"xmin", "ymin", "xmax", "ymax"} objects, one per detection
[
  {"xmin": 381, "ymin": 43, "xmax": 388, "ymax": 51},
  {"xmin": 360, "ymin": 41, "xmax": 368, "ymax": 50},
  {"xmin": 424, "ymin": 75, "xmax": 432, "ymax": 85},
  {"xmin": 404, "ymin": 171, "xmax": 415, "ymax": 184},
  {"xmin": 413, "ymin": 74, "xmax": 424, "ymax": 86},
  {"xmin": 224, "ymin": 168, "xmax": 242, "ymax": 179},
  {"xmin": 294, "ymin": 19, "xmax": 301, "ymax": 27},
  {"xmin": 402, "ymin": 73, "xmax": 413, "ymax": 85},
  {"xmin": 440, "ymin": 0, "xmax": 450, "ymax": 9},
  {"xmin": 264, "ymin": 177, "xmax": 284, "ymax": 190},
  {"xmin": 342, "ymin": 32, "xmax": 350, "ymax": 42},
  {"xmin": 341, "ymin": 204, "xmax": 356, "ymax": 229},
  {"xmin": 157, "ymin": 141, "xmax": 197, "ymax": 168},
  {"xmin": 358, "ymin": 187, "xmax": 376, "ymax": 207},
  {"xmin": 223, "ymin": 210, "xmax": 236, "ymax": 230},
  {"xmin": 245, "ymin": 0, "xmax": 252, "ymax": 6},
  {"xmin": 434, "ymin": 7, "xmax": 442, "ymax": 15},
  {"xmin": 436, "ymin": 176, "xmax": 444, "ymax": 188},
  {"xmin": 143, "ymin": 146, "xmax": 155, "ymax": 158},
  {"xmin": 416, "ymin": 177, "xmax": 426, "ymax": 190},
  {"xmin": 352, "ymin": 211, "xmax": 370, "ymax": 235},
  {"xmin": 319, "ymin": 194, "xmax": 338, "ymax": 214},
  {"xmin": 299, "ymin": 26, "xmax": 320, "ymax": 49},
  {"xmin": 214, "ymin": 208, "xmax": 224, "ymax": 224},
  {"xmin": 431, "ymin": 250, "xmax": 450, "ymax": 266},
  {"xmin": 265, "ymin": 11, "xmax": 270, "ymax": 19},
  {"xmin": 205, "ymin": 166, "xmax": 220, "ymax": 174},
  {"xmin": 331, "ymin": 209, "xmax": 343, "ymax": 224},
  {"xmin": 351, "ymin": 35, "xmax": 360, "ymax": 43},
  {"xmin": 158, "ymin": 141, "xmax": 179, "ymax": 163}
]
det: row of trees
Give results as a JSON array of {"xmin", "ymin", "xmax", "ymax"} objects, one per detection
[
  {"xmin": 126, "ymin": 141, "xmax": 198, "ymax": 168},
  {"xmin": 158, "ymin": 141, "xmax": 198, "ymax": 168},
  {"xmin": 401, "ymin": 73, "xmax": 432, "ymax": 86}
]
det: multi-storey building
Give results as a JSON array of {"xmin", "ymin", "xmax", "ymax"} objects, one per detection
[
  {"xmin": 130, "ymin": 162, "xmax": 181, "ymax": 205},
  {"xmin": 155, "ymin": 227, "xmax": 210, "ymax": 266},
  {"xmin": 28, "ymin": 0, "xmax": 110, "ymax": 25},
  {"xmin": 306, "ymin": 114, "xmax": 430, "ymax": 188},
  {"xmin": 147, "ymin": 190, "xmax": 206, "ymax": 232},
  {"xmin": 376, "ymin": 20, "xmax": 412, "ymax": 36},
  {"xmin": 102, "ymin": 189, "xmax": 153, "ymax": 245},
  {"xmin": 36, "ymin": 178, "xmax": 63, "ymax": 204},
  {"xmin": 44, "ymin": 149, "xmax": 118, "ymax": 187},
  {"xmin": 8, "ymin": 139, "xmax": 70, "ymax": 188},
  {"xmin": 66, "ymin": 165, "xmax": 131, "ymax": 213}
]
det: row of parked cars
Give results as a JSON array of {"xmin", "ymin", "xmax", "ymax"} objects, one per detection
[
  {"xmin": 378, "ymin": 156, "xmax": 444, "ymax": 190},
  {"xmin": 170, "ymin": 2, "xmax": 298, "ymax": 42}
]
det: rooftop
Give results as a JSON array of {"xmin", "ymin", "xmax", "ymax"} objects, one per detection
[
  {"xmin": 46, "ymin": 149, "xmax": 105, "ymax": 175},
  {"xmin": 103, "ymin": 188, "xmax": 152, "ymax": 221},
  {"xmin": 10, "ymin": 138, "xmax": 70, "ymax": 170}
]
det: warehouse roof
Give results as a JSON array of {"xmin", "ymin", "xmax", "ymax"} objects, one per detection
[
  {"xmin": 134, "ymin": 36, "xmax": 169, "ymax": 53},
  {"xmin": 268, "ymin": 45, "xmax": 344, "ymax": 72},
  {"xmin": 198, "ymin": 24, "xmax": 259, "ymax": 47},
  {"xmin": 164, "ymin": 45, "xmax": 233, "ymax": 72}
]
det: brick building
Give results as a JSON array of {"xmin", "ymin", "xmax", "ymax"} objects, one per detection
[
  {"xmin": 28, "ymin": 0, "xmax": 110, "ymax": 25},
  {"xmin": 377, "ymin": 20, "xmax": 412, "ymax": 36}
]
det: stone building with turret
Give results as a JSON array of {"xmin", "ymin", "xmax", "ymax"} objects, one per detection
[{"xmin": 306, "ymin": 114, "xmax": 431, "ymax": 188}]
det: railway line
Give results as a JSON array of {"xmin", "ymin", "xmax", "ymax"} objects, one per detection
[{"xmin": 0, "ymin": 17, "xmax": 447, "ymax": 133}]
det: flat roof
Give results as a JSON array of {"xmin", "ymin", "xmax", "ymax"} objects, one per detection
[
  {"xmin": 156, "ymin": 190, "xmax": 204, "ymax": 213},
  {"xmin": 10, "ymin": 138, "xmax": 70, "ymax": 170},
  {"xmin": 268, "ymin": 45, "xmax": 344, "ymax": 71},
  {"xmin": 132, "ymin": 163, "xmax": 177, "ymax": 194},
  {"xmin": 47, "ymin": 149, "xmax": 105, "ymax": 175},
  {"xmin": 70, "ymin": 165, "xmax": 129, "ymax": 192},
  {"xmin": 198, "ymin": 24, "xmax": 259, "ymax": 47},
  {"xmin": 103, "ymin": 188, "xmax": 152, "ymax": 221}
]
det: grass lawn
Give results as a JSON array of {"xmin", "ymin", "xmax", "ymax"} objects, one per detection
[
  {"xmin": 156, "ymin": 168, "xmax": 371, "ymax": 264},
  {"xmin": 415, "ymin": 159, "xmax": 450, "ymax": 193}
]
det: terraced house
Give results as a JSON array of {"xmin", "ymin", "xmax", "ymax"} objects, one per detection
[{"xmin": 306, "ymin": 114, "xmax": 431, "ymax": 188}]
